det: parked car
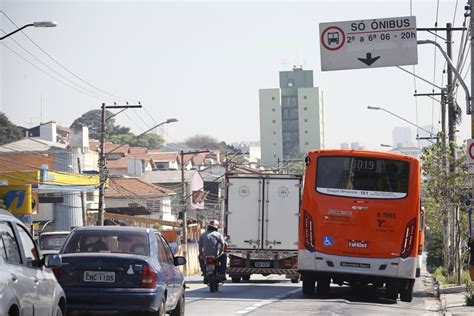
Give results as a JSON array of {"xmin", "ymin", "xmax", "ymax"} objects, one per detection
[
  {"xmin": 38, "ymin": 231, "xmax": 70, "ymax": 255},
  {"xmin": 0, "ymin": 209, "xmax": 66, "ymax": 316},
  {"xmin": 56, "ymin": 226, "xmax": 186, "ymax": 315}
]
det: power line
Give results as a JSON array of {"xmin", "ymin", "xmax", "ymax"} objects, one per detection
[{"xmin": 0, "ymin": 10, "xmax": 135, "ymax": 103}]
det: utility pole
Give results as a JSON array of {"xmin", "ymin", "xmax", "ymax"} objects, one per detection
[
  {"xmin": 470, "ymin": 0, "xmax": 474, "ymax": 281},
  {"xmin": 77, "ymin": 157, "xmax": 87, "ymax": 226},
  {"xmin": 97, "ymin": 102, "xmax": 142, "ymax": 226}
]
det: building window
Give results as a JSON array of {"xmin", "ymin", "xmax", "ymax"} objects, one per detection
[
  {"xmin": 305, "ymin": 142, "xmax": 309, "ymax": 145},
  {"xmin": 304, "ymin": 119, "xmax": 308, "ymax": 122},
  {"xmin": 272, "ymin": 97, "xmax": 275, "ymax": 100},
  {"xmin": 288, "ymin": 79, "xmax": 294, "ymax": 87},
  {"xmin": 272, "ymin": 120, "xmax": 276, "ymax": 123},
  {"xmin": 304, "ymin": 96, "xmax": 307, "ymax": 99},
  {"xmin": 273, "ymin": 131, "xmax": 276, "ymax": 135},
  {"xmin": 272, "ymin": 108, "xmax": 275, "ymax": 112},
  {"xmin": 304, "ymin": 107, "xmax": 307, "ymax": 111},
  {"xmin": 304, "ymin": 130, "xmax": 308, "ymax": 134},
  {"xmin": 273, "ymin": 143, "xmax": 276, "ymax": 146}
]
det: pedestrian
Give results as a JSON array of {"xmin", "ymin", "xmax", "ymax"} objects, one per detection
[{"xmin": 469, "ymin": 236, "xmax": 474, "ymax": 281}]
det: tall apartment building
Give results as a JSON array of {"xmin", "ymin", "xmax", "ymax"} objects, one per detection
[{"xmin": 259, "ymin": 67, "xmax": 324, "ymax": 166}]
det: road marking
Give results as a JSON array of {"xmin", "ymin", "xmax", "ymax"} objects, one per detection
[{"xmin": 235, "ymin": 288, "xmax": 300, "ymax": 314}]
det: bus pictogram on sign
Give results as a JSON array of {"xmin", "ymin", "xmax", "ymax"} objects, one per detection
[{"xmin": 321, "ymin": 26, "xmax": 345, "ymax": 51}]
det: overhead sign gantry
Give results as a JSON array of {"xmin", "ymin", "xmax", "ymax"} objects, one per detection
[{"xmin": 320, "ymin": 16, "xmax": 418, "ymax": 71}]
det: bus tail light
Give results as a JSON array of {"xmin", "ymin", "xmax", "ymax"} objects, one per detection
[
  {"xmin": 400, "ymin": 218, "xmax": 417, "ymax": 258},
  {"xmin": 303, "ymin": 210, "xmax": 315, "ymax": 251},
  {"xmin": 417, "ymin": 244, "xmax": 423, "ymax": 255}
]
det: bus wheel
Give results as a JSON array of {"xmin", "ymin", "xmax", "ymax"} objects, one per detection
[
  {"xmin": 242, "ymin": 275, "xmax": 251, "ymax": 281},
  {"xmin": 316, "ymin": 276, "xmax": 330, "ymax": 296},
  {"xmin": 400, "ymin": 279, "xmax": 415, "ymax": 302},
  {"xmin": 385, "ymin": 280, "xmax": 399, "ymax": 300},
  {"xmin": 231, "ymin": 277, "xmax": 241, "ymax": 283},
  {"xmin": 302, "ymin": 276, "xmax": 315, "ymax": 295}
]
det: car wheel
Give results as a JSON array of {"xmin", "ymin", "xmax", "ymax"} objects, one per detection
[
  {"xmin": 170, "ymin": 291, "xmax": 185, "ymax": 316},
  {"xmin": 55, "ymin": 306, "xmax": 63, "ymax": 316}
]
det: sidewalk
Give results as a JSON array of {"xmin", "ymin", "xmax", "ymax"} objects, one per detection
[{"xmin": 440, "ymin": 284, "xmax": 472, "ymax": 315}]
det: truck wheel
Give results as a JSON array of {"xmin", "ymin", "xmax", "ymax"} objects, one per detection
[
  {"xmin": 400, "ymin": 279, "xmax": 414, "ymax": 302},
  {"xmin": 302, "ymin": 276, "xmax": 315, "ymax": 295},
  {"xmin": 291, "ymin": 278, "xmax": 299, "ymax": 283},
  {"xmin": 231, "ymin": 277, "xmax": 241, "ymax": 283},
  {"xmin": 316, "ymin": 276, "xmax": 330, "ymax": 296},
  {"xmin": 242, "ymin": 275, "xmax": 250, "ymax": 281}
]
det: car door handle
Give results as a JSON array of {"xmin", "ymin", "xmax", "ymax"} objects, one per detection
[{"xmin": 11, "ymin": 274, "xmax": 17, "ymax": 282}]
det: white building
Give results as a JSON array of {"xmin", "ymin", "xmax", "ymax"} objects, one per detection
[{"xmin": 259, "ymin": 67, "xmax": 325, "ymax": 166}]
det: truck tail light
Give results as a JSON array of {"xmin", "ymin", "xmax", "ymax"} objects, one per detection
[
  {"xmin": 140, "ymin": 264, "xmax": 157, "ymax": 288},
  {"xmin": 205, "ymin": 257, "xmax": 217, "ymax": 265},
  {"xmin": 280, "ymin": 257, "xmax": 295, "ymax": 269},
  {"xmin": 400, "ymin": 218, "xmax": 417, "ymax": 258},
  {"xmin": 230, "ymin": 257, "xmax": 244, "ymax": 267},
  {"xmin": 304, "ymin": 210, "xmax": 315, "ymax": 251}
]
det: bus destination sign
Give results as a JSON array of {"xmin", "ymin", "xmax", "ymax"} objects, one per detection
[{"xmin": 319, "ymin": 16, "xmax": 418, "ymax": 71}]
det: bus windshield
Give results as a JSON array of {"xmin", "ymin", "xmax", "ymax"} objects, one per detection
[{"xmin": 316, "ymin": 156, "xmax": 409, "ymax": 199}]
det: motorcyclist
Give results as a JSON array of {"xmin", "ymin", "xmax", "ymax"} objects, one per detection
[{"xmin": 198, "ymin": 220, "xmax": 227, "ymax": 281}]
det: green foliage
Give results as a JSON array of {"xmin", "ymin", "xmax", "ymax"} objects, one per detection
[
  {"xmin": 466, "ymin": 281, "xmax": 474, "ymax": 306},
  {"xmin": 185, "ymin": 134, "xmax": 222, "ymax": 150},
  {"xmin": 70, "ymin": 109, "xmax": 131, "ymax": 140},
  {"xmin": 110, "ymin": 133, "xmax": 164, "ymax": 149},
  {"xmin": 433, "ymin": 266, "xmax": 447, "ymax": 284},
  {"xmin": 421, "ymin": 138, "xmax": 470, "ymax": 276},
  {"xmin": 0, "ymin": 112, "xmax": 22, "ymax": 145}
]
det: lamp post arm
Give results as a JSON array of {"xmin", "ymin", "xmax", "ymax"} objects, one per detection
[
  {"xmin": 418, "ymin": 39, "xmax": 471, "ymax": 114},
  {"xmin": 0, "ymin": 23, "xmax": 33, "ymax": 40}
]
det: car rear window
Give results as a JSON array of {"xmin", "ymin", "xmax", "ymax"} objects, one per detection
[
  {"xmin": 316, "ymin": 156, "xmax": 410, "ymax": 199},
  {"xmin": 40, "ymin": 234, "xmax": 68, "ymax": 250},
  {"xmin": 63, "ymin": 230, "xmax": 149, "ymax": 256}
]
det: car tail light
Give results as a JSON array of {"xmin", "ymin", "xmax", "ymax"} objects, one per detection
[
  {"xmin": 303, "ymin": 210, "xmax": 315, "ymax": 251},
  {"xmin": 400, "ymin": 218, "xmax": 417, "ymax": 258},
  {"xmin": 205, "ymin": 257, "xmax": 217, "ymax": 265},
  {"xmin": 230, "ymin": 257, "xmax": 244, "ymax": 267},
  {"xmin": 140, "ymin": 264, "xmax": 157, "ymax": 288},
  {"xmin": 280, "ymin": 257, "xmax": 294, "ymax": 269}
]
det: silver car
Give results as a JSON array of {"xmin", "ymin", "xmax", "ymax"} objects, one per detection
[
  {"xmin": 38, "ymin": 231, "xmax": 70, "ymax": 256},
  {"xmin": 0, "ymin": 209, "xmax": 66, "ymax": 316}
]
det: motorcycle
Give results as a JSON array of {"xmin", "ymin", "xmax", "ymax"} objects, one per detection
[{"xmin": 204, "ymin": 256, "xmax": 221, "ymax": 292}]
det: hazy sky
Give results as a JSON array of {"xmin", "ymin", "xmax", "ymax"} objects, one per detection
[{"xmin": 0, "ymin": 0, "xmax": 469, "ymax": 151}]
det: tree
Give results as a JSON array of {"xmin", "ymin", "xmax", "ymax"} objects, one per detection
[
  {"xmin": 110, "ymin": 133, "xmax": 164, "ymax": 150},
  {"xmin": 421, "ymin": 137, "xmax": 470, "ymax": 283},
  {"xmin": 0, "ymin": 113, "xmax": 22, "ymax": 145},
  {"xmin": 185, "ymin": 134, "xmax": 221, "ymax": 150},
  {"xmin": 70, "ymin": 109, "xmax": 130, "ymax": 140}
]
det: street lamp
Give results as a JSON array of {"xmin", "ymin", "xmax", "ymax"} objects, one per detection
[
  {"xmin": 97, "ymin": 117, "xmax": 178, "ymax": 226},
  {"xmin": 367, "ymin": 105, "xmax": 438, "ymax": 142},
  {"xmin": 0, "ymin": 21, "xmax": 57, "ymax": 41}
]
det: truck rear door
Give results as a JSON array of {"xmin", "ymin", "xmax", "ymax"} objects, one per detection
[
  {"xmin": 263, "ymin": 176, "xmax": 301, "ymax": 250},
  {"xmin": 226, "ymin": 176, "xmax": 263, "ymax": 249}
]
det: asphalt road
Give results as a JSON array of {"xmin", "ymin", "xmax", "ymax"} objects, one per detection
[{"xmin": 185, "ymin": 271, "xmax": 441, "ymax": 316}]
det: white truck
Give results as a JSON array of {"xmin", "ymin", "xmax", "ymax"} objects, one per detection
[{"xmin": 224, "ymin": 173, "xmax": 302, "ymax": 283}]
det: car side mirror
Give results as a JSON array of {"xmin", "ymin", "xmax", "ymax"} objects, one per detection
[
  {"xmin": 173, "ymin": 256, "xmax": 186, "ymax": 266},
  {"xmin": 44, "ymin": 254, "xmax": 62, "ymax": 268}
]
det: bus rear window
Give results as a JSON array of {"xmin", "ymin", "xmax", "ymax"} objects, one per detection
[{"xmin": 316, "ymin": 156, "xmax": 409, "ymax": 199}]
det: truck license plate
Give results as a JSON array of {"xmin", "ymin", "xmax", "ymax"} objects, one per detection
[
  {"xmin": 255, "ymin": 261, "xmax": 271, "ymax": 268},
  {"xmin": 84, "ymin": 271, "xmax": 115, "ymax": 282},
  {"xmin": 206, "ymin": 264, "xmax": 215, "ymax": 271}
]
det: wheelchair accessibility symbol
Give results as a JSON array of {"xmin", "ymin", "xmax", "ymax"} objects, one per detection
[{"xmin": 323, "ymin": 236, "xmax": 333, "ymax": 247}]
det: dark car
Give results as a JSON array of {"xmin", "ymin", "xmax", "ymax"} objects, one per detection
[
  {"xmin": 55, "ymin": 226, "xmax": 186, "ymax": 315},
  {"xmin": 0, "ymin": 209, "xmax": 66, "ymax": 316}
]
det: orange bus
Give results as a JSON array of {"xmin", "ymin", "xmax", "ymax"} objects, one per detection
[{"xmin": 298, "ymin": 149, "xmax": 420, "ymax": 302}]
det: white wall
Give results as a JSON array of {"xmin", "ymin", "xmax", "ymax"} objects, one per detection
[
  {"xmin": 298, "ymin": 87, "xmax": 324, "ymax": 154},
  {"xmin": 259, "ymin": 88, "xmax": 283, "ymax": 166}
]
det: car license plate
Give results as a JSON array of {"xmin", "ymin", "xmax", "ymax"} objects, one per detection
[
  {"xmin": 84, "ymin": 271, "xmax": 115, "ymax": 283},
  {"xmin": 255, "ymin": 261, "xmax": 270, "ymax": 268},
  {"xmin": 206, "ymin": 264, "xmax": 215, "ymax": 271}
]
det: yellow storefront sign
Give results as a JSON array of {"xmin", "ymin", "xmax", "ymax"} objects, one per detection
[{"xmin": 0, "ymin": 185, "xmax": 33, "ymax": 215}]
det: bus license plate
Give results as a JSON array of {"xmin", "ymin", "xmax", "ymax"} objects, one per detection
[
  {"xmin": 255, "ymin": 261, "xmax": 271, "ymax": 268},
  {"xmin": 84, "ymin": 271, "xmax": 115, "ymax": 282},
  {"xmin": 340, "ymin": 262, "xmax": 370, "ymax": 269}
]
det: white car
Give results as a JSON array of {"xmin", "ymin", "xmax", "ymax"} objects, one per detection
[
  {"xmin": 0, "ymin": 209, "xmax": 66, "ymax": 315},
  {"xmin": 38, "ymin": 231, "xmax": 70, "ymax": 255}
]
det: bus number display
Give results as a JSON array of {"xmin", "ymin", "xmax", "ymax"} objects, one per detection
[{"xmin": 351, "ymin": 158, "xmax": 376, "ymax": 172}]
